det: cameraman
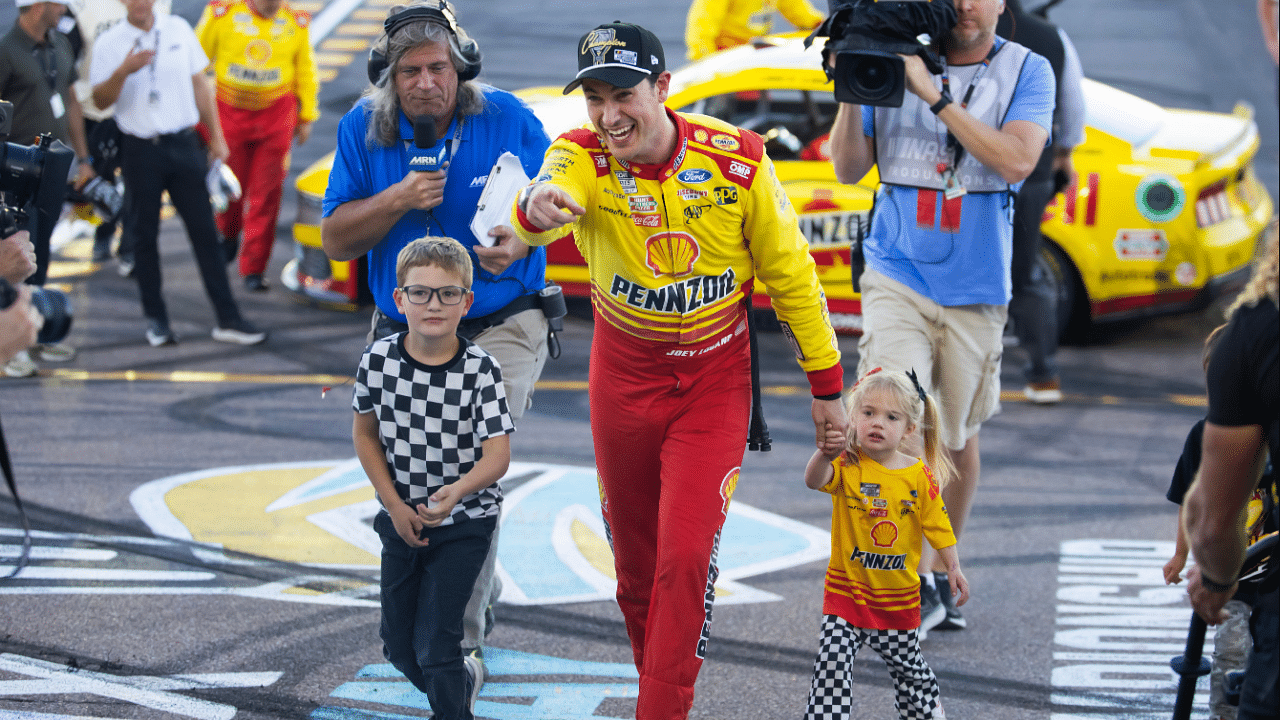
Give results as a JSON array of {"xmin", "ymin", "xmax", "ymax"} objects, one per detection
[
  {"xmin": 828, "ymin": 0, "xmax": 1053, "ymax": 632},
  {"xmin": 0, "ymin": 229, "xmax": 39, "ymax": 366}
]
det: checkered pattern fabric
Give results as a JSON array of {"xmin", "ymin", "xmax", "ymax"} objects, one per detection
[
  {"xmin": 805, "ymin": 614, "xmax": 945, "ymax": 720},
  {"xmin": 353, "ymin": 335, "xmax": 514, "ymax": 524}
]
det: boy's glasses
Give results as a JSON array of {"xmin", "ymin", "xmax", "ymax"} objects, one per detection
[{"xmin": 399, "ymin": 285, "xmax": 468, "ymax": 305}]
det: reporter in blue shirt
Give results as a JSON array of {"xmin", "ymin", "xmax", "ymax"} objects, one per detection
[{"xmin": 320, "ymin": 0, "xmax": 551, "ymax": 694}]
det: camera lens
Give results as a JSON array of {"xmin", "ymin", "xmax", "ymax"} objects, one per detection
[
  {"xmin": 848, "ymin": 55, "xmax": 895, "ymax": 102},
  {"xmin": 29, "ymin": 287, "xmax": 72, "ymax": 345}
]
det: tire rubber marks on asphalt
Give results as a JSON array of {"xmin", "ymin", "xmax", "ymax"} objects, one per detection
[
  {"xmin": 313, "ymin": 648, "xmax": 639, "ymax": 720},
  {"xmin": 0, "ymin": 653, "xmax": 281, "ymax": 720},
  {"xmin": 1051, "ymin": 539, "xmax": 1208, "ymax": 719}
]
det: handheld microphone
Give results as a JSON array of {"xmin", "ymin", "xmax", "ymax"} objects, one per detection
[{"xmin": 409, "ymin": 116, "xmax": 445, "ymax": 172}]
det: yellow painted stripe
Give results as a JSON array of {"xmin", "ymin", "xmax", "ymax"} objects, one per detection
[
  {"xmin": 352, "ymin": 8, "xmax": 387, "ymax": 20},
  {"xmin": 318, "ymin": 67, "xmax": 339, "ymax": 83},
  {"xmin": 49, "ymin": 369, "xmax": 355, "ymax": 386},
  {"xmin": 336, "ymin": 22, "xmax": 383, "ymax": 35},
  {"xmin": 321, "ymin": 38, "xmax": 372, "ymax": 52},
  {"xmin": 41, "ymin": 370, "xmax": 1206, "ymax": 408},
  {"xmin": 315, "ymin": 52, "xmax": 354, "ymax": 65}
]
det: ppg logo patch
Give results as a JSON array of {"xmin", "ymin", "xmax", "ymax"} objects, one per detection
[{"xmin": 713, "ymin": 187, "xmax": 738, "ymax": 206}]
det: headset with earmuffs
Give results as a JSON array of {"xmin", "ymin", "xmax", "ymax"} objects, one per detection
[{"xmin": 366, "ymin": 1, "xmax": 482, "ymax": 86}]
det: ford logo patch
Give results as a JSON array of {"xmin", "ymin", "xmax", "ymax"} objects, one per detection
[{"xmin": 677, "ymin": 169, "xmax": 712, "ymax": 184}]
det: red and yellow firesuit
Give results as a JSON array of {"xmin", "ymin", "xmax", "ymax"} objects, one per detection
[
  {"xmin": 514, "ymin": 110, "xmax": 843, "ymax": 720},
  {"xmin": 196, "ymin": 0, "xmax": 319, "ymax": 279},
  {"xmin": 685, "ymin": 0, "xmax": 826, "ymax": 60}
]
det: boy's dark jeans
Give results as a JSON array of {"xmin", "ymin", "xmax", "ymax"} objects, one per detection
[{"xmin": 375, "ymin": 510, "xmax": 496, "ymax": 720}]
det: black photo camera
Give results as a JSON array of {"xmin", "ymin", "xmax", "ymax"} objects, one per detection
[
  {"xmin": 808, "ymin": 0, "xmax": 957, "ymax": 107},
  {"xmin": 0, "ymin": 100, "xmax": 75, "ymax": 344}
]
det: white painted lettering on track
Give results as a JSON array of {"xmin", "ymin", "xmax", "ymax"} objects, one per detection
[{"xmin": 1050, "ymin": 539, "xmax": 1209, "ymax": 720}]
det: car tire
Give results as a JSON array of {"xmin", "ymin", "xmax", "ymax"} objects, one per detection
[{"xmin": 1040, "ymin": 240, "xmax": 1089, "ymax": 344}]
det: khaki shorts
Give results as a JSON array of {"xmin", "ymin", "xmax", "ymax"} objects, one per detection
[{"xmin": 856, "ymin": 267, "xmax": 1006, "ymax": 451}]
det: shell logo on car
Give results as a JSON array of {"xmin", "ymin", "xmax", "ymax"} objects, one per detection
[{"xmin": 286, "ymin": 37, "xmax": 1273, "ymax": 339}]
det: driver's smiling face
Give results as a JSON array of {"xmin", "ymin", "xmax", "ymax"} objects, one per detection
[{"xmin": 581, "ymin": 74, "xmax": 673, "ymax": 166}]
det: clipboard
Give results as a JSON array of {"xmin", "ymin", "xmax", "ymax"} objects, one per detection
[{"xmin": 470, "ymin": 152, "xmax": 530, "ymax": 247}]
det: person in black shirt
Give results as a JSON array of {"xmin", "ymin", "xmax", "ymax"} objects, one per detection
[{"xmin": 1183, "ymin": 224, "xmax": 1279, "ymax": 720}]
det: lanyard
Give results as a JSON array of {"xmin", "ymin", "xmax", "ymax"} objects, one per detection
[
  {"xmin": 938, "ymin": 41, "xmax": 1001, "ymax": 171},
  {"xmin": 402, "ymin": 114, "xmax": 464, "ymax": 169},
  {"xmin": 31, "ymin": 34, "xmax": 56, "ymax": 92},
  {"xmin": 130, "ymin": 25, "xmax": 162, "ymax": 104}
]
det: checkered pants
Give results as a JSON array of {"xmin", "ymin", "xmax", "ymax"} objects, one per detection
[{"xmin": 804, "ymin": 614, "xmax": 945, "ymax": 720}]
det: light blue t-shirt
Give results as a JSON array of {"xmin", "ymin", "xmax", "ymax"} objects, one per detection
[
  {"xmin": 861, "ymin": 45, "xmax": 1054, "ymax": 306},
  {"xmin": 323, "ymin": 86, "xmax": 551, "ymax": 323}
]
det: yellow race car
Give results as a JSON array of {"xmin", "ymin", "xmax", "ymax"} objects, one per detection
[{"xmin": 286, "ymin": 37, "xmax": 1273, "ymax": 337}]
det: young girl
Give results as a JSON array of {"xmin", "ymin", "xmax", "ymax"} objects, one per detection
[{"xmin": 803, "ymin": 367, "xmax": 969, "ymax": 720}]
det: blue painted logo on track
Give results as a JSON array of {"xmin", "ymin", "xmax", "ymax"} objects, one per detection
[{"xmin": 312, "ymin": 648, "xmax": 639, "ymax": 720}]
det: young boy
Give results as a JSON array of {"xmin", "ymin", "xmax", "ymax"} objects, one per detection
[{"xmin": 352, "ymin": 237, "xmax": 515, "ymax": 720}]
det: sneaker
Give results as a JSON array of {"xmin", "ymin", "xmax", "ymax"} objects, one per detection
[
  {"xmin": 146, "ymin": 319, "xmax": 177, "ymax": 347},
  {"xmin": 34, "ymin": 343, "xmax": 76, "ymax": 363},
  {"xmin": 243, "ymin": 274, "xmax": 268, "ymax": 292},
  {"xmin": 919, "ymin": 581, "xmax": 946, "ymax": 641},
  {"xmin": 212, "ymin": 319, "xmax": 266, "ymax": 345},
  {"xmin": 934, "ymin": 572, "xmax": 967, "ymax": 630},
  {"xmin": 1024, "ymin": 378, "xmax": 1063, "ymax": 405},
  {"xmin": 117, "ymin": 254, "xmax": 135, "ymax": 278},
  {"xmin": 463, "ymin": 649, "xmax": 485, "ymax": 711},
  {"xmin": 3, "ymin": 350, "xmax": 37, "ymax": 378}
]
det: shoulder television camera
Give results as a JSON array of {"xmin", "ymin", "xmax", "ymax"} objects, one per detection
[
  {"xmin": 0, "ymin": 100, "xmax": 75, "ymax": 344},
  {"xmin": 808, "ymin": 0, "xmax": 957, "ymax": 107}
]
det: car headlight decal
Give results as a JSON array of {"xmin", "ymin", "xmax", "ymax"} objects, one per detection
[{"xmin": 1135, "ymin": 174, "xmax": 1185, "ymax": 223}]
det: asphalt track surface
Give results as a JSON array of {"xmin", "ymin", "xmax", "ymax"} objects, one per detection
[{"xmin": 0, "ymin": 1, "xmax": 1277, "ymax": 719}]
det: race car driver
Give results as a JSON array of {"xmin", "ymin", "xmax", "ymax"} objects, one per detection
[{"xmin": 512, "ymin": 22, "xmax": 848, "ymax": 720}]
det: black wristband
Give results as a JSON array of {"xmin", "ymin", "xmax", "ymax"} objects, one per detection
[
  {"xmin": 1199, "ymin": 572, "xmax": 1236, "ymax": 593},
  {"xmin": 814, "ymin": 392, "xmax": 842, "ymax": 401},
  {"xmin": 930, "ymin": 93, "xmax": 952, "ymax": 115}
]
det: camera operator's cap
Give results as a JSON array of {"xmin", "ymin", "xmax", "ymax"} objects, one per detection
[
  {"xmin": 15, "ymin": 0, "xmax": 69, "ymax": 6},
  {"xmin": 563, "ymin": 22, "xmax": 665, "ymax": 95}
]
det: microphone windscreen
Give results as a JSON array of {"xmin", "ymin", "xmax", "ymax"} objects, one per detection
[{"xmin": 413, "ymin": 116, "xmax": 437, "ymax": 149}]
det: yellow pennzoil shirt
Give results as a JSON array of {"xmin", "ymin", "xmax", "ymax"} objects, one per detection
[
  {"xmin": 195, "ymin": 0, "xmax": 319, "ymax": 121},
  {"xmin": 820, "ymin": 450, "xmax": 957, "ymax": 630},
  {"xmin": 513, "ymin": 110, "xmax": 843, "ymax": 396}
]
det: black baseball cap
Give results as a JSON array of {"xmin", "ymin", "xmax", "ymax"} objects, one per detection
[{"xmin": 563, "ymin": 22, "xmax": 666, "ymax": 95}]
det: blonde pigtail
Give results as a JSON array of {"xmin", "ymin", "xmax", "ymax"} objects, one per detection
[{"xmin": 919, "ymin": 393, "xmax": 957, "ymax": 489}]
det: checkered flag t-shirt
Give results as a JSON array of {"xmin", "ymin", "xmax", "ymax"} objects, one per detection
[{"xmin": 353, "ymin": 334, "xmax": 515, "ymax": 525}]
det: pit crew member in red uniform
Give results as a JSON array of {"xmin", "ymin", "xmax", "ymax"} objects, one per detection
[
  {"xmin": 196, "ymin": 0, "xmax": 318, "ymax": 292},
  {"xmin": 512, "ymin": 22, "xmax": 848, "ymax": 720}
]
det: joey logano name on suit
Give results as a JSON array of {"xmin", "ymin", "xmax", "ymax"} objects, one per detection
[
  {"xmin": 609, "ymin": 269, "xmax": 737, "ymax": 314},
  {"xmin": 848, "ymin": 546, "xmax": 907, "ymax": 571}
]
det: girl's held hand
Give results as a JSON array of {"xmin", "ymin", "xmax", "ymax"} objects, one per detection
[{"xmin": 949, "ymin": 570, "xmax": 970, "ymax": 607}]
